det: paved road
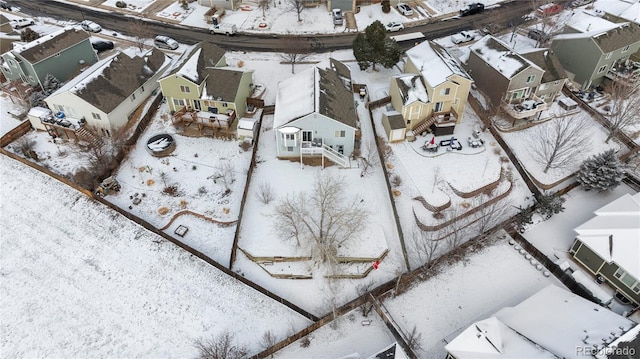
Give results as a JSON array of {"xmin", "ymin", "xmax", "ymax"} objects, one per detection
[{"xmin": 9, "ymin": 0, "xmax": 534, "ymax": 52}]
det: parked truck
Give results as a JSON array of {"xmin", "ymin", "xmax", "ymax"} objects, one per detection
[{"xmin": 209, "ymin": 23, "xmax": 237, "ymax": 36}]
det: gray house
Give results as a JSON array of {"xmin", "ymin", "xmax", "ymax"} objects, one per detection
[
  {"xmin": 274, "ymin": 59, "xmax": 357, "ymax": 168},
  {"xmin": 468, "ymin": 36, "xmax": 551, "ymax": 119},
  {"xmin": 520, "ymin": 48, "xmax": 568, "ymax": 104},
  {"xmin": 0, "ymin": 27, "xmax": 98, "ymax": 88},
  {"xmin": 550, "ymin": 22, "xmax": 640, "ymax": 89}
]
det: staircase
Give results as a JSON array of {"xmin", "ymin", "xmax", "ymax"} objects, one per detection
[
  {"xmin": 76, "ymin": 126, "xmax": 103, "ymax": 148},
  {"xmin": 411, "ymin": 116, "xmax": 436, "ymax": 136},
  {"xmin": 321, "ymin": 144, "xmax": 350, "ymax": 168}
]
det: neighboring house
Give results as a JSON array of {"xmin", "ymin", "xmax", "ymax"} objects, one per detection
[
  {"xmin": 273, "ymin": 59, "xmax": 357, "ymax": 168},
  {"xmin": 468, "ymin": 36, "xmax": 565, "ymax": 120},
  {"xmin": 550, "ymin": 22, "xmax": 640, "ymax": 89},
  {"xmin": 569, "ymin": 192, "xmax": 640, "ymax": 307},
  {"xmin": 593, "ymin": 0, "xmax": 640, "ymax": 25},
  {"xmin": 445, "ymin": 284, "xmax": 638, "ymax": 359},
  {"xmin": 197, "ymin": 0, "xmax": 241, "ymax": 10},
  {"xmin": 158, "ymin": 42, "xmax": 254, "ymax": 136},
  {"xmin": 0, "ymin": 27, "xmax": 97, "ymax": 88},
  {"xmin": 389, "ymin": 40, "xmax": 473, "ymax": 137},
  {"xmin": 366, "ymin": 342, "xmax": 409, "ymax": 359},
  {"xmin": 43, "ymin": 49, "xmax": 169, "ymax": 138},
  {"xmin": 0, "ymin": 13, "xmax": 20, "ymax": 53}
]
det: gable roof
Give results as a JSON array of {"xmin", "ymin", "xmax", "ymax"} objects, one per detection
[
  {"xmin": 406, "ymin": 40, "xmax": 471, "ymax": 87},
  {"xmin": 553, "ymin": 22, "xmax": 640, "ymax": 53},
  {"xmin": 274, "ymin": 61, "xmax": 357, "ymax": 129},
  {"xmin": 329, "ymin": 57, "xmax": 351, "ymax": 80},
  {"xmin": 594, "ymin": 0, "xmax": 640, "ymax": 23},
  {"xmin": 495, "ymin": 285, "xmax": 636, "ymax": 358},
  {"xmin": 161, "ymin": 42, "xmax": 226, "ymax": 84},
  {"xmin": 13, "ymin": 27, "xmax": 90, "ymax": 63},
  {"xmin": 470, "ymin": 36, "xmax": 541, "ymax": 79},
  {"xmin": 202, "ymin": 67, "xmax": 250, "ymax": 102},
  {"xmin": 575, "ymin": 192, "xmax": 640, "ymax": 279},
  {"xmin": 394, "ymin": 75, "xmax": 428, "ymax": 105},
  {"xmin": 196, "ymin": 41, "xmax": 226, "ymax": 78},
  {"xmin": 54, "ymin": 49, "xmax": 167, "ymax": 113},
  {"xmin": 520, "ymin": 48, "xmax": 567, "ymax": 83},
  {"xmin": 565, "ymin": 10, "xmax": 620, "ymax": 33}
]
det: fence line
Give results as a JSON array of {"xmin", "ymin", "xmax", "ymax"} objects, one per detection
[
  {"xmin": 0, "ymin": 120, "xmax": 32, "ymax": 147},
  {"xmin": 370, "ymin": 295, "xmax": 419, "ymax": 359}
]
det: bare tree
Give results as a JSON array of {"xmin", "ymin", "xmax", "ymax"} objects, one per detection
[
  {"xmin": 259, "ymin": 330, "xmax": 277, "ymax": 351},
  {"xmin": 258, "ymin": 0, "xmax": 269, "ymax": 17},
  {"xmin": 193, "ymin": 331, "xmax": 247, "ymax": 359},
  {"xmin": 279, "ymin": 40, "xmax": 310, "ymax": 74},
  {"xmin": 359, "ymin": 140, "xmax": 379, "ymax": 177},
  {"xmin": 287, "ymin": 0, "xmax": 305, "ymax": 22},
  {"xmin": 471, "ymin": 190, "xmax": 512, "ymax": 236},
  {"xmin": 603, "ymin": 81, "xmax": 640, "ymax": 143},
  {"xmin": 356, "ymin": 281, "xmax": 375, "ymax": 317},
  {"xmin": 410, "ymin": 228, "xmax": 442, "ymax": 268},
  {"xmin": 406, "ymin": 325, "xmax": 423, "ymax": 351},
  {"xmin": 431, "ymin": 165, "xmax": 442, "ymax": 193},
  {"xmin": 255, "ymin": 181, "xmax": 275, "ymax": 204},
  {"xmin": 529, "ymin": 116, "xmax": 590, "ymax": 173},
  {"xmin": 128, "ymin": 19, "xmax": 153, "ymax": 53},
  {"xmin": 213, "ymin": 161, "xmax": 236, "ymax": 191},
  {"xmin": 272, "ymin": 173, "xmax": 369, "ymax": 267},
  {"xmin": 442, "ymin": 206, "xmax": 471, "ymax": 251}
]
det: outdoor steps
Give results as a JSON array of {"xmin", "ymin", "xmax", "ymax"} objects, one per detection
[
  {"xmin": 321, "ymin": 144, "xmax": 350, "ymax": 168},
  {"xmin": 411, "ymin": 117, "xmax": 436, "ymax": 136},
  {"xmin": 76, "ymin": 127, "xmax": 103, "ymax": 148}
]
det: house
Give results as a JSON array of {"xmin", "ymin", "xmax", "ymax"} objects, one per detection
[
  {"xmin": 389, "ymin": 40, "xmax": 473, "ymax": 137},
  {"xmin": 468, "ymin": 36, "xmax": 566, "ymax": 120},
  {"xmin": 43, "ymin": 49, "xmax": 170, "ymax": 138},
  {"xmin": 158, "ymin": 42, "xmax": 255, "ymax": 137},
  {"xmin": 569, "ymin": 192, "xmax": 640, "ymax": 307},
  {"xmin": 445, "ymin": 284, "xmax": 638, "ymax": 359},
  {"xmin": 550, "ymin": 22, "xmax": 640, "ymax": 89},
  {"xmin": 0, "ymin": 13, "xmax": 20, "ymax": 53},
  {"xmin": 366, "ymin": 342, "xmax": 409, "ymax": 359},
  {"xmin": 197, "ymin": 0, "xmax": 241, "ymax": 11},
  {"xmin": 0, "ymin": 27, "xmax": 98, "ymax": 88},
  {"xmin": 593, "ymin": 0, "xmax": 640, "ymax": 26},
  {"xmin": 273, "ymin": 59, "xmax": 357, "ymax": 168}
]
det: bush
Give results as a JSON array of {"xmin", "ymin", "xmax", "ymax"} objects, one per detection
[
  {"xmin": 163, "ymin": 185, "xmax": 182, "ymax": 197},
  {"xmin": 116, "ymin": 1, "xmax": 127, "ymax": 8},
  {"xmin": 20, "ymin": 27, "xmax": 40, "ymax": 42},
  {"xmin": 300, "ymin": 336, "xmax": 311, "ymax": 348},
  {"xmin": 239, "ymin": 140, "xmax": 252, "ymax": 152},
  {"xmin": 255, "ymin": 181, "xmax": 275, "ymax": 204},
  {"xmin": 381, "ymin": 0, "xmax": 391, "ymax": 13},
  {"xmin": 391, "ymin": 174, "xmax": 402, "ymax": 187}
]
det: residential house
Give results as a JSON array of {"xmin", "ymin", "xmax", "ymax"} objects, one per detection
[
  {"xmin": 158, "ymin": 42, "xmax": 254, "ymax": 136},
  {"xmin": 569, "ymin": 192, "xmax": 640, "ymax": 307},
  {"xmin": 366, "ymin": 342, "xmax": 409, "ymax": 359},
  {"xmin": 593, "ymin": 0, "xmax": 640, "ymax": 26},
  {"xmin": 468, "ymin": 36, "xmax": 565, "ymax": 120},
  {"xmin": 273, "ymin": 59, "xmax": 357, "ymax": 168},
  {"xmin": 389, "ymin": 40, "xmax": 473, "ymax": 137},
  {"xmin": 43, "ymin": 49, "xmax": 169, "ymax": 138},
  {"xmin": 197, "ymin": 0, "xmax": 241, "ymax": 11},
  {"xmin": 0, "ymin": 27, "xmax": 97, "ymax": 88},
  {"xmin": 550, "ymin": 22, "xmax": 640, "ymax": 89},
  {"xmin": 445, "ymin": 284, "xmax": 638, "ymax": 359},
  {"xmin": 0, "ymin": 13, "xmax": 20, "ymax": 55}
]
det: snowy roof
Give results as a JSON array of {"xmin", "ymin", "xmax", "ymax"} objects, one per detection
[
  {"xmin": 394, "ymin": 75, "xmax": 428, "ymax": 105},
  {"xmin": 237, "ymin": 118, "xmax": 256, "ymax": 130},
  {"xmin": 366, "ymin": 343, "xmax": 408, "ymax": 359},
  {"xmin": 470, "ymin": 36, "xmax": 540, "ymax": 79},
  {"xmin": 13, "ymin": 27, "xmax": 90, "ymax": 63},
  {"xmin": 552, "ymin": 22, "xmax": 640, "ymax": 53},
  {"xmin": 575, "ymin": 192, "xmax": 640, "ymax": 279},
  {"xmin": 594, "ymin": 0, "xmax": 640, "ymax": 23},
  {"xmin": 495, "ymin": 284, "xmax": 637, "ymax": 358},
  {"xmin": 202, "ymin": 67, "xmax": 252, "ymax": 102},
  {"xmin": 565, "ymin": 11, "xmax": 620, "ymax": 33},
  {"xmin": 27, "ymin": 106, "xmax": 51, "ymax": 119},
  {"xmin": 406, "ymin": 41, "xmax": 471, "ymax": 87},
  {"xmin": 445, "ymin": 317, "xmax": 556, "ymax": 358},
  {"xmin": 176, "ymin": 47, "xmax": 201, "ymax": 83},
  {"xmin": 519, "ymin": 48, "xmax": 567, "ymax": 83},
  {"xmin": 274, "ymin": 62, "xmax": 357, "ymax": 129}
]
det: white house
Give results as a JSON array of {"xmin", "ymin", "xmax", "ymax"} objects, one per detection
[
  {"xmin": 44, "ymin": 49, "xmax": 170, "ymax": 137},
  {"xmin": 273, "ymin": 59, "xmax": 358, "ymax": 168}
]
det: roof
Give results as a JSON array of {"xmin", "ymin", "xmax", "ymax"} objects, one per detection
[
  {"xmin": 445, "ymin": 317, "xmax": 556, "ymax": 358},
  {"xmin": 366, "ymin": 342, "xmax": 408, "ymax": 359},
  {"xmin": 274, "ymin": 61, "xmax": 357, "ymax": 129},
  {"xmin": 196, "ymin": 41, "xmax": 226, "ymax": 78},
  {"xmin": 237, "ymin": 118, "xmax": 256, "ymax": 130},
  {"xmin": 394, "ymin": 75, "xmax": 428, "ymax": 105},
  {"xmin": 53, "ymin": 49, "xmax": 168, "ymax": 113},
  {"xmin": 574, "ymin": 192, "xmax": 640, "ymax": 279},
  {"xmin": 520, "ymin": 49, "xmax": 567, "ymax": 83},
  {"xmin": 470, "ymin": 36, "xmax": 540, "ymax": 79},
  {"xmin": 13, "ymin": 27, "xmax": 90, "ymax": 63},
  {"xmin": 162, "ymin": 42, "xmax": 226, "ymax": 84},
  {"xmin": 384, "ymin": 111, "xmax": 406, "ymax": 130},
  {"xmin": 406, "ymin": 40, "xmax": 471, "ymax": 87},
  {"xmin": 565, "ymin": 10, "xmax": 620, "ymax": 33},
  {"xmin": 594, "ymin": 0, "xmax": 640, "ymax": 23},
  {"xmin": 329, "ymin": 57, "xmax": 351, "ymax": 80},
  {"xmin": 495, "ymin": 284, "xmax": 637, "ymax": 358},
  {"xmin": 203, "ymin": 67, "xmax": 250, "ymax": 102},
  {"xmin": 553, "ymin": 22, "xmax": 640, "ymax": 53}
]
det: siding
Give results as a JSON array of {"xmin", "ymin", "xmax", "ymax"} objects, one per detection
[
  {"xmin": 276, "ymin": 113, "xmax": 355, "ymax": 158},
  {"xmin": 33, "ymin": 39, "xmax": 98, "ymax": 88},
  {"xmin": 158, "ymin": 75, "xmax": 203, "ymax": 112},
  {"xmin": 551, "ymin": 37, "xmax": 602, "ymax": 88},
  {"xmin": 467, "ymin": 50, "xmax": 511, "ymax": 106},
  {"xmin": 572, "ymin": 241, "xmax": 606, "ymax": 274},
  {"xmin": 599, "ymin": 262, "xmax": 640, "ymax": 306}
]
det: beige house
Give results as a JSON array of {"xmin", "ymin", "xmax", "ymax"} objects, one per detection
[{"xmin": 389, "ymin": 41, "xmax": 473, "ymax": 137}]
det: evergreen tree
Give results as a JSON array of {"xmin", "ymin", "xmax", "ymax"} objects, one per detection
[
  {"xmin": 535, "ymin": 192, "xmax": 565, "ymax": 220},
  {"xmin": 42, "ymin": 73, "xmax": 62, "ymax": 96},
  {"xmin": 381, "ymin": 0, "xmax": 391, "ymax": 13},
  {"xmin": 352, "ymin": 21, "xmax": 402, "ymax": 71},
  {"xmin": 577, "ymin": 149, "xmax": 625, "ymax": 192},
  {"xmin": 20, "ymin": 28, "xmax": 40, "ymax": 42}
]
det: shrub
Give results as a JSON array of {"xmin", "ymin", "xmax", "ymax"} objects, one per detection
[
  {"xmin": 116, "ymin": 1, "xmax": 127, "ymax": 8},
  {"xmin": 256, "ymin": 181, "xmax": 275, "ymax": 204},
  {"xmin": 239, "ymin": 140, "xmax": 252, "ymax": 152},
  {"xmin": 391, "ymin": 174, "xmax": 402, "ymax": 187},
  {"xmin": 381, "ymin": 0, "xmax": 391, "ymax": 13},
  {"xmin": 163, "ymin": 185, "xmax": 182, "ymax": 197},
  {"xmin": 300, "ymin": 337, "xmax": 311, "ymax": 348}
]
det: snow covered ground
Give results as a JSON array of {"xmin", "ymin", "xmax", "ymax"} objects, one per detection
[{"xmin": 0, "ymin": 155, "xmax": 311, "ymax": 357}]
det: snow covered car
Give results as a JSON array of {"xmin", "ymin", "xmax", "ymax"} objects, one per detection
[
  {"xmin": 154, "ymin": 35, "xmax": 179, "ymax": 50},
  {"xmin": 80, "ymin": 20, "xmax": 102, "ymax": 33},
  {"xmin": 12, "ymin": 18, "xmax": 35, "ymax": 29},
  {"xmin": 397, "ymin": 3, "xmax": 413, "ymax": 16},
  {"xmin": 385, "ymin": 22, "xmax": 404, "ymax": 32},
  {"xmin": 451, "ymin": 30, "xmax": 475, "ymax": 44}
]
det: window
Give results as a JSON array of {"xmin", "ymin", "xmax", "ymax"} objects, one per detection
[
  {"xmin": 285, "ymin": 133, "xmax": 295, "ymax": 140},
  {"xmin": 302, "ymin": 131, "xmax": 312, "ymax": 141},
  {"xmin": 287, "ymin": 146, "xmax": 293, "ymax": 152},
  {"xmin": 222, "ymin": 102, "xmax": 228, "ymax": 107},
  {"xmin": 173, "ymin": 99, "xmax": 185, "ymax": 106},
  {"xmin": 598, "ymin": 65, "xmax": 608, "ymax": 73},
  {"xmin": 180, "ymin": 85, "xmax": 190, "ymax": 93},
  {"xmin": 335, "ymin": 130, "xmax": 345, "ymax": 138},
  {"xmin": 441, "ymin": 88, "xmax": 451, "ymax": 95},
  {"xmin": 434, "ymin": 102, "xmax": 443, "ymax": 112},
  {"xmin": 91, "ymin": 113, "xmax": 101, "ymax": 120},
  {"xmin": 526, "ymin": 75, "xmax": 536, "ymax": 83},
  {"xmin": 614, "ymin": 268, "xmax": 639, "ymax": 289},
  {"xmin": 633, "ymin": 284, "xmax": 640, "ymax": 294},
  {"xmin": 622, "ymin": 45, "xmax": 630, "ymax": 53}
]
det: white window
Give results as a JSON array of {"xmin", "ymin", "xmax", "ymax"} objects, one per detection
[
  {"xmin": 434, "ymin": 102, "xmax": 443, "ymax": 112},
  {"xmin": 335, "ymin": 130, "xmax": 345, "ymax": 137},
  {"xmin": 614, "ymin": 268, "xmax": 639, "ymax": 289},
  {"xmin": 526, "ymin": 75, "xmax": 536, "ymax": 83},
  {"xmin": 180, "ymin": 85, "xmax": 190, "ymax": 93},
  {"xmin": 173, "ymin": 98, "xmax": 185, "ymax": 106},
  {"xmin": 598, "ymin": 65, "xmax": 608, "ymax": 73},
  {"xmin": 605, "ymin": 52, "xmax": 612, "ymax": 59},
  {"xmin": 92, "ymin": 112, "xmax": 101, "ymax": 120},
  {"xmin": 622, "ymin": 45, "xmax": 630, "ymax": 53},
  {"xmin": 285, "ymin": 133, "xmax": 295, "ymax": 140}
]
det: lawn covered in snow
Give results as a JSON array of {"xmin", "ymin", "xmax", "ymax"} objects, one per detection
[{"xmin": 0, "ymin": 155, "xmax": 311, "ymax": 357}]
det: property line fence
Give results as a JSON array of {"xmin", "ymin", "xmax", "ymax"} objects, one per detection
[
  {"xmin": 0, "ymin": 120, "xmax": 31, "ymax": 147},
  {"xmin": 370, "ymin": 295, "xmax": 419, "ymax": 359}
]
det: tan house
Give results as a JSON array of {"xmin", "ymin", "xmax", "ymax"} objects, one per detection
[
  {"xmin": 389, "ymin": 40, "xmax": 473, "ymax": 137},
  {"xmin": 158, "ymin": 42, "xmax": 255, "ymax": 136}
]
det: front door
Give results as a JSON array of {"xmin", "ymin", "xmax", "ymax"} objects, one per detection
[{"xmin": 194, "ymin": 100, "xmax": 201, "ymax": 111}]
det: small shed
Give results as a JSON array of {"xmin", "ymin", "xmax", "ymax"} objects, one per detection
[
  {"xmin": 382, "ymin": 112, "xmax": 406, "ymax": 143},
  {"xmin": 558, "ymin": 97, "xmax": 578, "ymax": 111},
  {"xmin": 237, "ymin": 117, "xmax": 258, "ymax": 144},
  {"xmin": 27, "ymin": 106, "xmax": 52, "ymax": 131}
]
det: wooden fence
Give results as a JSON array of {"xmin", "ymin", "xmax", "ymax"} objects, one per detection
[
  {"xmin": 448, "ymin": 168, "xmax": 504, "ymax": 199},
  {"xmin": 0, "ymin": 120, "xmax": 32, "ymax": 148},
  {"xmin": 413, "ymin": 195, "xmax": 451, "ymax": 212}
]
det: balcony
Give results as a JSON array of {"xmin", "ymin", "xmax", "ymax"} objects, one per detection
[
  {"xmin": 172, "ymin": 107, "xmax": 236, "ymax": 137},
  {"xmin": 606, "ymin": 60, "xmax": 640, "ymax": 89},
  {"xmin": 501, "ymin": 94, "xmax": 547, "ymax": 119}
]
